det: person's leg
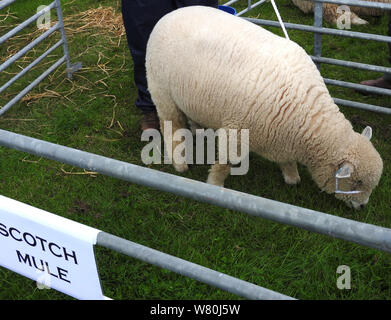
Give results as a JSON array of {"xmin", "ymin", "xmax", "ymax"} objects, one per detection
[
  {"xmin": 360, "ymin": 11, "xmax": 391, "ymax": 90},
  {"xmin": 122, "ymin": 0, "xmax": 219, "ymax": 130},
  {"xmin": 122, "ymin": 0, "xmax": 218, "ymax": 130},
  {"xmin": 359, "ymin": 76, "xmax": 391, "ymax": 90},
  {"xmin": 122, "ymin": 0, "xmax": 174, "ymax": 129}
]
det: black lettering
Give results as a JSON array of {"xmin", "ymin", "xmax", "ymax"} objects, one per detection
[
  {"xmin": 63, "ymin": 247, "xmax": 78, "ymax": 265},
  {"xmin": 57, "ymin": 267, "xmax": 71, "ymax": 283},
  {"xmin": 48, "ymin": 242, "xmax": 62, "ymax": 258},
  {"xmin": 31, "ymin": 256, "xmax": 45, "ymax": 271},
  {"xmin": 23, "ymin": 232, "xmax": 37, "ymax": 247},
  {"xmin": 44, "ymin": 262, "xmax": 58, "ymax": 278},
  {"xmin": 9, "ymin": 227, "xmax": 22, "ymax": 241},
  {"xmin": 35, "ymin": 236, "xmax": 47, "ymax": 252},
  {"xmin": 16, "ymin": 250, "xmax": 32, "ymax": 266},
  {"xmin": 0, "ymin": 223, "xmax": 8, "ymax": 237}
]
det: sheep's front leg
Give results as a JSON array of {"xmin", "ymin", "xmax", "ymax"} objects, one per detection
[{"xmin": 280, "ymin": 161, "xmax": 301, "ymax": 185}]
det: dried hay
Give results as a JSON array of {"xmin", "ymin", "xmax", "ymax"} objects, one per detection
[
  {"xmin": 1, "ymin": 4, "xmax": 128, "ymax": 142},
  {"xmin": 64, "ymin": 5, "xmax": 125, "ymax": 40}
]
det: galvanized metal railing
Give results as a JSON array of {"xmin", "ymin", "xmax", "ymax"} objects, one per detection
[
  {"xmin": 97, "ymin": 232, "xmax": 294, "ymax": 300},
  {"xmin": 2, "ymin": 129, "xmax": 391, "ymax": 299},
  {"xmin": 225, "ymin": 0, "xmax": 391, "ymax": 114},
  {"xmin": 2, "ymin": 129, "xmax": 391, "ymax": 254},
  {"xmin": 0, "ymin": 0, "xmax": 81, "ymax": 116},
  {"xmin": 0, "ymin": 0, "xmax": 295, "ymax": 301},
  {"xmin": 1, "ymin": 0, "xmax": 390, "ymax": 300},
  {"xmin": 0, "ymin": 129, "xmax": 295, "ymax": 300},
  {"xmin": 0, "ymin": 1, "xmax": 292, "ymax": 300}
]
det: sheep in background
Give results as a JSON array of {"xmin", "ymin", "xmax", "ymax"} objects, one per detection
[
  {"xmin": 146, "ymin": 6, "xmax": 383, "ymax": 209},
  {"xmin": 291, "ymin": 0, "xmax": 388, "ymax": 25}
]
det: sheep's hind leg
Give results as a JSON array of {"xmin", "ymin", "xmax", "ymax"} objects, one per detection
[
  {"xmin": 207, "ymin": 163, "xmax": 231, "ymax": 187},
  {"xmin": 206, "ymin": 128, "xmax": 248, "ymax": 187},
  {"xmin": 188, "ymin": 118, "xmax": 203, "ymax": 135},
  {"xmin": 205, "ymin": 128, "xmax": 230, "ymax": 187},
  {"xmin": 280, "ymin": 161, "xmax": 301, "ymax": 185},
  {"xmin": 157, "ymin": 99, "xmax": 189, "ymax": 173}
]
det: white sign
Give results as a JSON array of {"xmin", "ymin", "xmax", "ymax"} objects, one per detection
[{"xmin": 0, "ymin": 195, "xmax": 105, "ymax": 300}]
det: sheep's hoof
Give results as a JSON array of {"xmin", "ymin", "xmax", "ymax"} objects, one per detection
[
  {"xmin": 206, "ymin": 175, "xmax": 225, "ymax": 187},
  {"xmin": 173, "ymin": 162, "xmax": 189, "ymax": 173},
  {"xmin": 283, "ymin": 174, "xmax": 301, "ymax": 185}
]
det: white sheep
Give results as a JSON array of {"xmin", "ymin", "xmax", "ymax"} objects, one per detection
[
  {"xmin": 145, "ymin": 6, "xmax": 383, "ymax": 209},
  {"xmin": 291, "ymin": 0, "xmax": 389, "ymax": 25}
]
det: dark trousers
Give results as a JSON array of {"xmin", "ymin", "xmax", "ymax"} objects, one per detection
[{"xmin": 122, "ymin": 0, "xmax": 219, "ymax": 114}]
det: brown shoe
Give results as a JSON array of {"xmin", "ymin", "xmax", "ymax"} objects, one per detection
[
  {"xmin": 141, "ymin": 111, "xmax": 160, "ymax": 131},
  {"xmin": 360, "ymin": 77, "xmax": 391, "ymax": 90}
]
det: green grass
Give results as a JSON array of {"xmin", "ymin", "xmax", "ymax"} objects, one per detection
[{"xmin": 0, "ymin": 0, "xmax": 390, "ymax": 300}]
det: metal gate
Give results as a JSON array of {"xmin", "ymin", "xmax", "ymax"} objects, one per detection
[
  {"xmin": 225, "ymin": 0, "xmax": 391, "ymax": 114},
  {"xmin": 1, "ymin": 0, "xmax": 390, "ymax": 300},
  {"xmin": 0, "ymin": 0, "xmax": 81, "ymax": 116}
]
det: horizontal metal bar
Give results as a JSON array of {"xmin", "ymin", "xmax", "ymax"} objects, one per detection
[
  {"xmin": 244, "ymin": 17, "xmax": 391, "ymax": 113},
  {"xmin": 223, "ymin": 0, "xmax": 241, "ymax": 6},
  {"xmin": 245, "ymin": 18, "xmax": 391, "ymax": 43},
  {"xmin": 0, "ymin": 39, "xmax": 63, "ymax": 94},
  {"xmin": 313, "ymin": 0, "xmax": 391, "ymax": 10},
  {"xmin": 0, "ymin": 0, "xmax": 16, "ymax": 11},
  {"xmin": 0, "ymin": 22, "xmax": 60, "ymax": 73},
  {"xmin": 237, "ymin": 0, "xmax": 266, "ymax": 16},
  {"xmin": 324, "ymin": 77, "xmax": 391, "ymax": 95},
  {"xmin": 0, "ymin": 2, "xmax": 56, "ymax": 45},
  {"xmin": 97, "ymin": 232, "xmax": 294, "ymax": 300},
  {"xmin": 1, "ymin": 130, "xmax": 391, "ymax": 254},
  {"xmin": 311, "ymin": 56, "xmax": 391, "ymax": 74},
  {"xmin": 334, "ymin": 97, "xmax": 391, "ymax": 114},
  {"xmin": 0, "ymin": 56, "xmax": 66, "ymax": 116}
]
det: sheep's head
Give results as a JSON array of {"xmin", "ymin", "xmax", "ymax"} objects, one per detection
[{"xmin": 313, "ymin": 126, "xmax": 383, "ymax": 210}]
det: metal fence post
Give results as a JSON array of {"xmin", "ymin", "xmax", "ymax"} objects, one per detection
[
  {"xmin": 314, "ymin": 0, "xmax": 323, "ymax": 71},
  {"xmin": 54, "ymin": 0, "xmax": 81, "ymax": 79}
]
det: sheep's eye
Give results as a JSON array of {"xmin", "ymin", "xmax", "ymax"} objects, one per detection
[{"xmin": 351, "ymin": 180, "xmax": 363, "ymax": 191}]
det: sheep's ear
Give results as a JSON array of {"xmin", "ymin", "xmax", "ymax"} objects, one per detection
[
  {"xmin": 336, "ymin": 162, "xmax": 354, "ymax": 179},
  {"xmin": 361, "ymin": 126, "xmax": 372, "ymax": 140}
]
